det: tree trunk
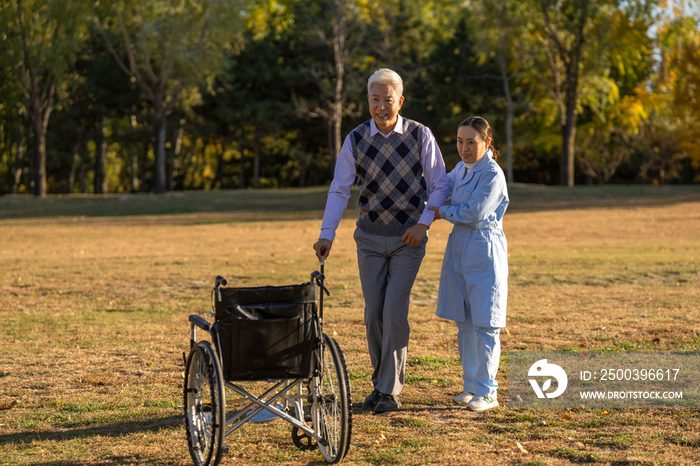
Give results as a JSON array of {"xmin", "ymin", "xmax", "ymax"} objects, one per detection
[
  {"xmin": 94, "ymin": 116, "xmax": 108, "ymax": 194},
  {"xmin": 505, "ymin": 104, "xmax": 515, "ymax": 184},
  {"xmin": 140, "ymin": 141, "xmax": 149, "ymax": 192},
  {"xmin": 499, "ymin": 52, "xmax": 515, "ymax": 184},
  {"xmin": 299, "ymin": 149, "xmax": 307, "ymax": 188},
  {"xmin": 154, "ymin": 117, "xmax": 167, "ymax": 194},
  {"xmin": 332, "ymin": 101, "xmax": 342, "ymax": 177},
  {"xmin": 326, "ymin": 121, "xmax": 333, "ymax": 176},
  {"xmin": 12, "ymin": 0, "xmax": 59, "ymax": 197},
  {"xmin": 79, "ymin": 141, "xmax": 86, "ymax": 193},
  {"xmin": 560, "ymin": 115, "xmax": 576, "ymax": 187},
  {"xmin": 26, "ymin": 74, "xmax": 55, "ymax": 197},
  {"xmin": 130, "ymin": 150, "xmax": 139, "ymax": 193},
  {"xmin": 67, "ymin": 153, "xmax": 78, "ymax": 194},
  {"xmin": 12, "ymin": 136, "xmax": 25, "ymax": 194},
  {"xmin": 213, "ymin": 147, "xmax": 226, "ymax": 188},
  {"xmin": 153, "ymin": 90, "xmax": 167, "ymax": 193},
  {"xmin": 168, "ymin": 125, "xmax": 183, "ymax": 191},
  {"xmin": 166, "ymin": 153, "xmax": 174, "ymax": 191},
  {"xmin": 129, "ymin": 113, "xmax": 139, "ymax": 192},
  {"xmin": 67, "ymin": 127, "xmax": 83, "ymax": 193},
  {"xmin": 253, "ymin": 135, "xmax": 260, "ymax": 189},
  {"xmin": 239, "ymin": 151, "xmax": 245, "ymax": 189},
  {"xmin": 31, "ymin": 118, "xmax": 47, "ymax": 197},
  {"xmin": 331, "ymin": 2, "xmax": 345, "ymax": 178},
  {"xmin": 560, "ymin": 69, "xmax": 578, "ymax": 187}
]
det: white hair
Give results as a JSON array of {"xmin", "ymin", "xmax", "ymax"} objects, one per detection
[{"xmin": 367, "ymin": 68, "xmax": 404, "ymax": 97}]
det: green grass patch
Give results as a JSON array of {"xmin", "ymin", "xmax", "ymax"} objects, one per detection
[
  {"xmin": 401, "ymin": 416, "xmax": 433, "ymax": 428},
  {"xmin": 665, "ymin": 434, "xmax": 700, "ymax": 448},
  {"xmin": 406, "ymin": 355, "xmax": 458, "ymax": 369},
  {"xmin": 554, "ymin": 446, "xmax": 608, "ymax": 462}
]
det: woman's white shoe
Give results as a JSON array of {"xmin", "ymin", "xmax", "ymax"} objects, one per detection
[
  {"xmin": 453, "ymin": 391, "xmax": 474, "ymax": 404},
  {"xmin": 466, "ymin": 395, "xmax": 498, "ymax": 411}
]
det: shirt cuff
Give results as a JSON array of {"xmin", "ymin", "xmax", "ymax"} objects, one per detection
[
  {"xmin": 319, "ymin": 229, "xmax": 336, "ymax": 242},
  {"xmin": 439, "ymin": 206, "xmax": 451, "ymax": 222},
  {"xmin": 418, "ymin": 208, "xmax": 436, "ymax": 227}
]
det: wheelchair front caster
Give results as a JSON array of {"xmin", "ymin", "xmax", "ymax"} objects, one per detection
[{"xmin": 291, "ymin": 426, "xmax": 318, "ymax": 451}]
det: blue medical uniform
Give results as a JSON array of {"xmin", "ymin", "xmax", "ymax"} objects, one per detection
[{"xmin": 437, "ymin": 151, "xmax": 509, "ymax": 398}]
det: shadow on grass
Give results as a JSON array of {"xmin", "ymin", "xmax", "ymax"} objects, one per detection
[
  {"xmin": 0, "ymin": 413, "xmax": 182, "ymax": 445},
  {"xmin": 28, "ymin": 457, "xmax": 329, "ymax": 466},
  {"xmin": 7, "ymin": 413, "xmax": 336, "ymax": 466},
  {"xmin": 21, "ymin": 456, "xmax": 175, "ymax": 466},
  {"xmin": 26, "ymin": 454, "xmax": 329, "ymax": 466},
  {"xmin": 351, "ymin": 401, "xmax": 469, "ymax": 416}
]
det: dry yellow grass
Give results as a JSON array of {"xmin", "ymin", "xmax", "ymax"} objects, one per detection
[{"xmin": 1, "ymin": 192, "xmax": 699, "ymax": 465}]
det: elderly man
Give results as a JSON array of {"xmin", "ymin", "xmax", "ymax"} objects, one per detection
[{"xmin": 313, "ymin": 68, "xmax": 449, "ymax": 413}]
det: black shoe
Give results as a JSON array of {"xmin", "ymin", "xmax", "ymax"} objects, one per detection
[
  {"xmin": 362, "ymin": 389, "xmax": 382, "ymax": 410},
  {"xmin": 373, "ymin": 394, "xmax": 401, "ymax": 413}
]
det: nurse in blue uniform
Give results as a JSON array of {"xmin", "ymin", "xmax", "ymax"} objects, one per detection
[{"xmin": 429, "ymin": 116, "xmax": 509, "ymax": 412}]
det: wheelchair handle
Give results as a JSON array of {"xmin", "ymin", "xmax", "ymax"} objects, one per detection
[
  {"xmin": 319, "ymin": 247, "xmax": 326, "ymax": 271},
  {"xmin": 215, "ymin": 275, "xmax": 227, "ymax": 302}
]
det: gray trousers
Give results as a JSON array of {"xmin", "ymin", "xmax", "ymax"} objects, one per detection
[{"xmin": 354, "ymin": 227, "xmax": 427, "ymax": 396}]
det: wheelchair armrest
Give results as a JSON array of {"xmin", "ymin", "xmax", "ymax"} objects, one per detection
[{"xmin": 188, "ymin": 315, "xmax": 212, "ymax": 332}]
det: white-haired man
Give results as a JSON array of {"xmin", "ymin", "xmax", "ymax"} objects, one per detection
[{"xmin": 313, "ymin": 68, "xmax": 449, "ymax": 413}]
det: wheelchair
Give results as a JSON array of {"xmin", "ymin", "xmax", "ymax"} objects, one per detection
[{"xmin": 183, "ymin": 262, "xmax": 352, "ymax": 466}]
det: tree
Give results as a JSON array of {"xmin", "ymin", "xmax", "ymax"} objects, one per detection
[
  {"xmin": 194, "ymin": 3, "xmax": 325, "ymax": 190},
  {"xmin": 646, "ymin": 6, "xmax": 700, "ymax": 183},
  {"xmin": 68, "ymin": 25, "xmax": 145, "ymax": 194},
  {"xmin": 96, "ymin": 0, "xmax": 246, "ymax": 194},
  {"xmin": 1, "ymin": 0, "xmax": 90, "ymax": 196},
  {"xmin": 576, "ymin": 5, "xmax": 658, "ymax": 183},
  {"xmin": 530, "ymin": 0, "xmax": 615, "ymax": 186},
  {"xmin": 471, "ymin": 0, "xmax": 532, "ymax": 183},
  {"xmin": 291, "ymin": 0, "xmax": 369, "ymax": 176},
  {"xmin": 578, "ymin": 87, "xmax": 664, "ymax": 183},
  {"xmin": 370, "ymin": 0, "xmax": 464, "ymax": 75},
  {"xmin": 0, "ymin": 47, "xmax": 27, "ymax": 194},
  {"xmin": 407, "ymin": 9, "xmax": 502, "ymax": 161},
  {"xmin": 666, "ymin": 20, "xmax": 700, "ymax": 175}
]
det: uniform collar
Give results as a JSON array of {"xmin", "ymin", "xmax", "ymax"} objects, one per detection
[
  {"xmin": 472, "ymin": 149, "xmax": 493, "ymax": 171},
  {"xmin": 456, "ymin": 150, "xmax": 493, "ymax": 187},
  {"xmin": 370, "ymin": 115, "xmax": 404, "ymax": 138},
  {"xmin": 462, "ymin": 149, "xmax": 492, "ymax": 172}
]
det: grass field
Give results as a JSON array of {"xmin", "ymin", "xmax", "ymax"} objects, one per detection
[{"xmin": 1, "ymin": 184, "xmax": 699, "ymax": 466}]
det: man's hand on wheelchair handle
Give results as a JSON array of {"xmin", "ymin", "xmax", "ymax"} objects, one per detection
[{"xmin": 313, "ymin": 239, "xmax": 333, "ymax": 262}]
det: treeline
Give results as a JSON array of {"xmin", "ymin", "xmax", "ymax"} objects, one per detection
[{"xmin": 1, "ymin": 0, "xmax": 699, "ymax": 197}]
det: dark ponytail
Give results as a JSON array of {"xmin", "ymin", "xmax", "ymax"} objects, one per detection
[{"xmin": 458, "ymin": 116, "xmax": 499, "ymax": 161}]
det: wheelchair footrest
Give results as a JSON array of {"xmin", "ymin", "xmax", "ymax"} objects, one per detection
[{"xmin": 247, "ymin": 403, "xmax": 285, "ymax": 423}]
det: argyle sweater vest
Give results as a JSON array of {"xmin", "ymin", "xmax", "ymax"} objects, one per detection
[{"xmin": 350, "ymin": 118, "xmax": 427, "ymax": 237}]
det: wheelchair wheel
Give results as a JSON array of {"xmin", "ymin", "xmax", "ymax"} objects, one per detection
[
  {"xmin": 316, "ymin": 333, "xmax": 352, "ymax": 463},
  {"xmin": 184, "ymin": 341, "xmax": 226, "ymax": 466}
]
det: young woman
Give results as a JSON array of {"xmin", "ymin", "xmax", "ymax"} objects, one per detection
[{"xmin": 429, "ymin": 116, "xmax": 509, "ymax": 412}]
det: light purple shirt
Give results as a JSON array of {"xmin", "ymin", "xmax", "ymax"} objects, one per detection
[{"xmin": 319, "ymin": 115, "xmax": 449, "ymax": 242}]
